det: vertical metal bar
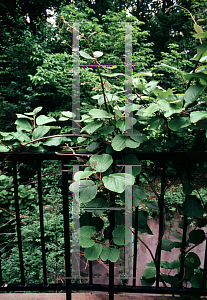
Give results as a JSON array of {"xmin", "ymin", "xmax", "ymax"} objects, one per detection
[
  {"xmin": 13, "ymin": 160, "xmax": 25, "ymax": 285},
  {"xmin": 202, "ymin": 238, "xmax": 207, "ymax": 289},
  {"xmin": 0, "ymin": 253, "xmax": 2, "ymax": 285},
  {"xmin": 37, "ymin": 161, "xmax": 47, "ymax": 285},
  {"xmin": 89, "ymin": 212, "xmax": 93, "ymax": 285},
  {"xmin": 155, "ymin": 159, "xmax": 165, "ymax": 287},
  {"xmin": 133, "ymin": 175, "xmax": 139, "ymax": 287},
  {"xmin": 133, "ymin": 206, "xmax": 138, "ymax": 287},
  {"xmin": 109, "ymin": 195, "xmax": 115, "ymax": 300},
  {"xmin": 179, "ymin": 215, "xmax": 187, "ymax": 289},
  {"xmin": 62, "ymin": 160, "xmax": 71, "ymax": 300}
]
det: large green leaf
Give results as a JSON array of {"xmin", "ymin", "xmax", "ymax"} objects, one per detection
[
  {"xmin": 98, "ymin": 125, "xmax": 115, "ymax": 135},
  {"xmin": 32, "ymin": 126, "xmax": 50, "ymax": 140},
  {"xmin": 12, "ymin": 131, "xmax": 30, "ymax": 143},
  {"xmin": 36, "ymin": 115, "xmax": 56, "ymax": 125},
  {"xmin": 80, "ymin": 237, "xmax": 95, "ymax": 248},
  {"xmin": 161, "ymin": 239, "xmax": 181, "ymax": 251},
  {"xmin": 102, "ymin": 173, "xmax": 135, "ymax": 193},
  {"xmin": 189, "ymin": 229, "xmax": 205, "ymax": 245},
  {"xmin": 100, "ymin": 247, "xmax": 119, "ymax": 262},
  {"xmin": 190, "ymin": 274, "xmax": 203, "ymax": 288},
  {"xmin": 89, "ymin": 109, "xmax": 113, "ymax": 119},
  {"xmin": 0, "ymin": 144, "xmax": 10, "ymax": 152},
  {"xmin": 79, "ymin": 50, "xmax": 94, "ymax": 59},
  {"xmin": 185, "ymin": 252, "xmax": 201, "ymax": 269},
  {"xmin": 142, "ymin": 104, "xmax": 159, "ymax": 117},
  {"xmin": 184, "ymin": 84, "xmax": 206, "ymax": 107},
  {"xmin": 168, "ymin": 117, "xmax": 190, "ymax": 131},
  {"xmin": 81, "ymin": 120, "xmax": 103, "ymax": 134},
  {"xmin": 111, "ymin": 136, "xmax": 140, "ymax": 151},
  {"xmin": 80, "ymin": 226, "xmax": 96, "ymax": 237},
  {"xmin": 69, "ymin": 180, "xmax": 98, "ymax": 203},
  {"xmin": 182, "ymin": 195, "xmax": 203, "ymax": 218},
  {"xmin": 142, "ymin": 268, "xmax": 156, "ymax": 279},
  {"xmin": 112, "ymin": 225, "xmax": 131, "ymax": 245},
  {"xmin": 191, "ymin": 41, "xmax": 207, "ymax": 61},
  {"xmin": 89, "ymin": 154, "xmax": 113, "ymax": 172},
  {"xmin": 190, "ymin": 111, "xmax": 207, "ymax": 123},
  {"xmin": 43, "ymin": 136, "xmax": 70, "ymax": 146},
  {"xmin": 157, "ymin": 100, "xmax": 183, "ymax": 117},
  {"xmin": 15, "ymin": 119, "xmax": 33, "ymax": 132},
  {"xmin": 84, "ymin": 243, "xmax": 102, "ymax": 261},
  {"xmin": 74, "ymin": 171, "xmax": 94, "ymax": 181}
]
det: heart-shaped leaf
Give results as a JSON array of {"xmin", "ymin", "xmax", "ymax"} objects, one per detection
[
  {"xmin": 102, "ymin": 173, "xmax": 135, "ymax": 193},
  {"xmin": 69, "ymin": 180, "xmax": 97, "ymax": 203},
  {"xmin": 89, "ymin": 154, "xmax": 113, "ymax": 172}
]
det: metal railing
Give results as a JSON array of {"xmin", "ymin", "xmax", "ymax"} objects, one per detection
[{"xmin": 0, "ymin": 151, "xmax": 207, "ymax": 300}]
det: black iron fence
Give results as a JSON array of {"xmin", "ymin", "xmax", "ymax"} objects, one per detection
[{"xmin": 0, "ymin": 151, "xmax": 207, "ymax": 300}]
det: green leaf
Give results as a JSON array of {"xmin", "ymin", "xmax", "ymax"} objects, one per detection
[
  {"xmin": 134, "ymin": 72, "xmax": 152, "ymax": 77},
  {"xmin": 185, "ymin": 252, "xmax": 201, "ymax": 269},
  {"xmin": 32, "ymin": 126, "xmax": 50, "ymax": 140},
  {"xmin": 74, "ymin": 171, "xmax": 93, "ymax": 181},
  {"xmin": 80, "ymin": 237, "xmax": 95, "ymax": 248},
  {"xmin": 33, "ymin": 107, "xmax": 42, "ymax": 115},
  {"xmin": 93, "ymin": 51, "xmax": 103, "ymax": 58},
  {"xmin": 112, "ymin": 225, "xmax": 131, "ymax": 245},
  {"xmin": 102, "ymin": 173, "xmax": 135, "ymax": 193},
  {"xmin": 81, "ymin": 120, "xmax": 103, "ymax": 134},
  {"xmin": 12, "ymin": 131, "xmax": 30, "ymax": 143},
  {"xmin": 15, "ymin": 119, "xmax": 33, "ymax": 132},
  {"xmin": 183, "ymin": 183, "xmax": 194, "ymax": 195},
  {"xmin": 0, "ymin": 144, "xmax": 10, "ymax": 152},
  {"xmin": 168, "ymin": 117, "xmax": 190, "ymax": 131},
  {"xmin": 142, "ymin": 268, "xmax": 156, "ymax": 279},
  {"xmin": 182, "ymin": 195, "xmax": 203, "ymax": 218},
  {"xmin": 79, "ymin": 50, "xmax": 94, "ymax": 60},
  {"xmin": 43, "ymin": 137, "xmax": 70, "ymax": 146},
  {"xmin": 184, "ymin": 84, "xmax": 206, "ymax": 107},
  {"xmin": 84, "ymin": 243, "xmax": 102, "ymax": 261},
  {"xmin": 101, "ymin": 73, "xmax": 125, "ymax": 77},
  {"xmin": 69, "ymin": 180, "xmax": 98, "ymax": 203},
  {"xmin": 86, "ymin": 142, "xmax": 100, "ymax": 152},
  {"xmin": 89, "ymin": 109, "xmax": 113, "ymax": 119},
  {"xmin": 98, "ymin": 125, "xmax": 114, "ymax": 135},
  {"xmin": 194, "ymin": 24, "xmax": 203, "ymax": 34},
  {"xmin": 184, "ymin": 266, "xmax": 194, "ymax": 280},
  {"xmin": 190, "ymin": 111, "xmax": 207, "ymax": 123},
  {"xmin": 141, "ymin": 277, "xmax": 155, "ymax": 286},
  {"xmin": 100, "ymin": 247, "xmax": 119, "ymax": 262},
  {"xmin": 80, "ymin": 226, "xmax": 96, "ymax": 237},
  {"xmin": 157, "ymin": 100, "xmax": 183, "ymax": 118},
  {"xmin": 190, "ymin": 273, "xmax": 203, "ymax": 288},
  {"xmin": 192, "ymin": 41, "xmax": 207, "ymax": 61},
  {"xmin": 189, "ymin": 229, "xmax": 205, "ymax": 245},
  {"xmin": 111, "ymin": 136, "xmax": 140, "ymax": 151},
  {"xmin": 62, "ymin": 111, "xmax": 75, "ymax": 118},
  {"xmin": 161, "ymin": 239, "xmax": 181, "ymax": 251},
  {"xmin": 143, "ymin": 104, "xmax": 159, "ymax": 117},
  {"xmin": 16, "ymin": 114, "xmax": 32, "ymax": 120},
  {"xmin": 36, "ymin": 115, "xmax": 56, "ymax": 126},
  {"xmin": 89, "ymin": 154, "xmax": 113, "ymax": 172}
]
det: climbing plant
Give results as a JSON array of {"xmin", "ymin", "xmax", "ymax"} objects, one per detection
[{"xmin": 0, "ymin": 7, "xmax": 207, "ymax": 298}]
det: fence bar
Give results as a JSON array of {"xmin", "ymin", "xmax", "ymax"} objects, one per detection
[
  {"xmin": 62, "ymin": 160, "xmax": 71, "ymax": 300},
  {"xmin": 202, "ymin": 238, "xmax": 207, "ymax": 289},
  {"xmin": 109, "ymin": 198, "xmax": 115, "ymax": 300},
  {"xmin": 37, "ymin": 161, "xmax": 47, "ymax": 285},
  {"xmin": 0, "ymin": 253, "xmax": 2, "ymax": 285},
  {"xmin": 155, "ymin": 159, "xmax": 165, "ymax": 287},
  {"xmin": 133, "ymin": 206, "xmax": 138, "ymax": 287},
  {"xmin": 179, "ymin": 215, "xmax": 187, "ymax": 288},
  {"xmin": 13, "ymin": 160, "xmax": 25, "ymax": 286},
  {"xmin": 89, "ymin": 212, "xmax": 93, "ymax": 285}
]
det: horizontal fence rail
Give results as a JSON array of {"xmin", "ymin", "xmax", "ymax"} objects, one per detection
[{"xmin": 0, "ymin": 151, "xmax": 207, "ymax": 300}]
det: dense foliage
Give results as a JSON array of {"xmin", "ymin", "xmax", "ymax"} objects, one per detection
[{"xmin": 0, "ymin": 2, "xmax": 207, "ymax": 299}]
